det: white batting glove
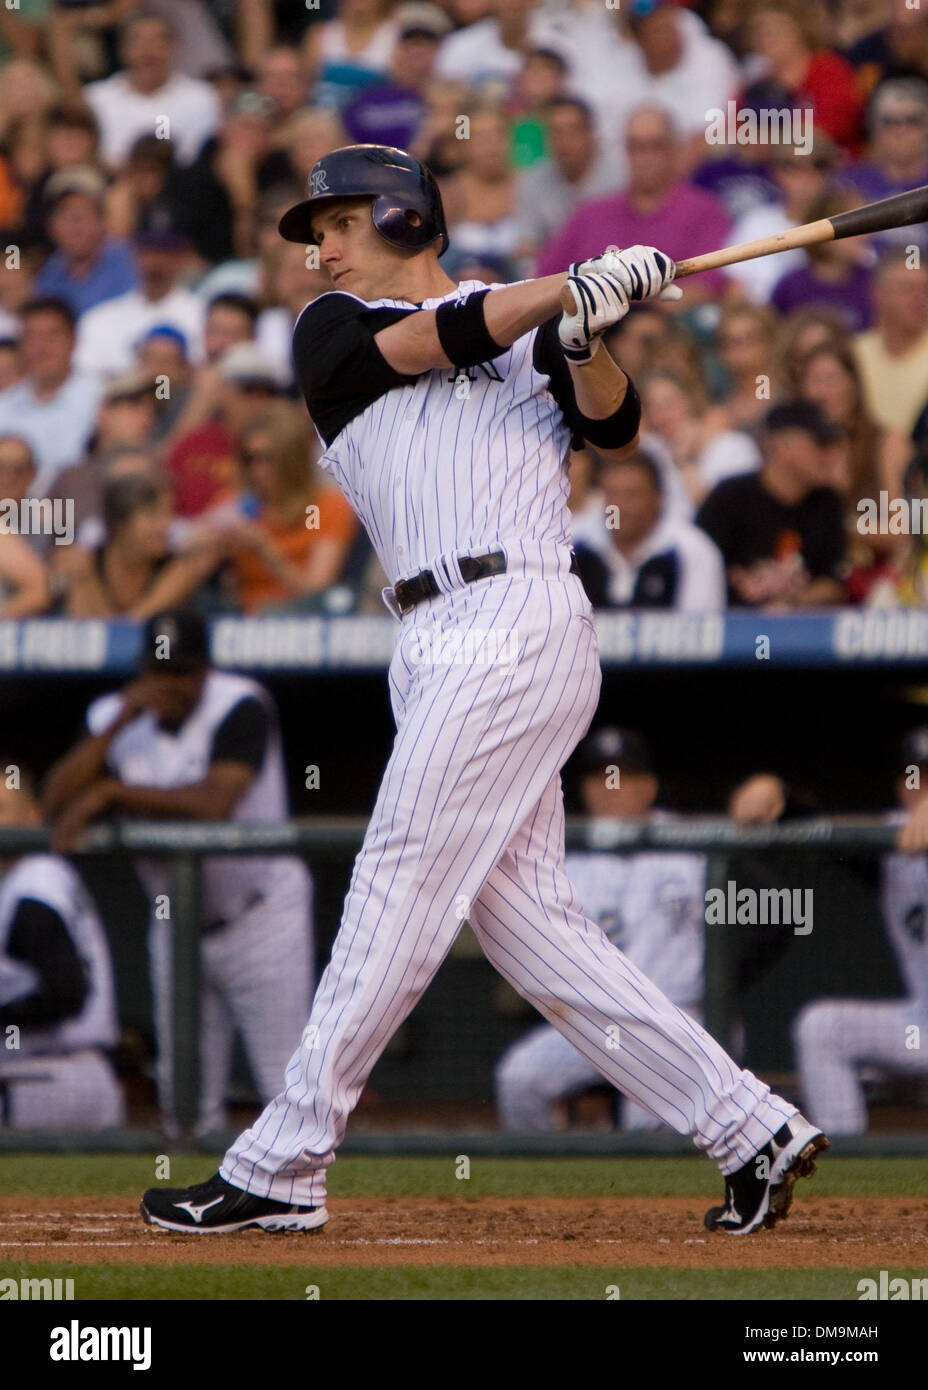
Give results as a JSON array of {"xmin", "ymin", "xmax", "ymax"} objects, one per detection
[
  {"xmin": 569, "ymin": 245, "xmax": 683, "ymax": 303},
  {"xmin": 558, "ymin": 271, "xmax": 630, "ymax": 364}
]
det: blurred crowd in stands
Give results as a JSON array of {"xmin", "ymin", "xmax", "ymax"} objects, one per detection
[{"xmin": 2, "ymin": 0, "xmax": 928, "ymax": 619}]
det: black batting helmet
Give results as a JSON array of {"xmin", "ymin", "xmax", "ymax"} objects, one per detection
[{"xmin": 278, "ymin": 145, "xmax": 449, "ymax": 255}]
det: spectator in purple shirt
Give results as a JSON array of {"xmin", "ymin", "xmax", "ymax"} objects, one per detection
[
  {"xmin": 34, "ymin": 167, "xmax": 137, "ymax": 319},
  {"xmin": 343, "ymin": 3, "xmax": 450, "ymax": 151},
  {"xmin": 771, "ymin": 189, "xmax": 875, "ymax": 332},
  {"xmin": 846, "ymin": 77, "xmax": 928, "ymax": 255},
  {"xmin": 535, "ymin": 106, "xmax": 732, "ymax": 303}
]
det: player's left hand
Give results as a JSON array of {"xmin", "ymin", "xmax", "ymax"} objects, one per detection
[
  {"xmin": 897, "ymin": 799, "xmax": 928, "ymax": 853},
  {"xmin": 558, "ymin": 271, "xmax": 631, "ymax": 363},
  {"xmin": 570, "ymin": 246, "xmax": 683, "ymax": 303}
]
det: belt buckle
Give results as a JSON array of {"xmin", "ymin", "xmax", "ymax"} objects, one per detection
[{"xmin": 382, "ymin": 586, "xmax": 403, "ymax": 620}]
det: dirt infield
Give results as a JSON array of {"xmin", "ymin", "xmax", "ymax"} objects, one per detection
[{"xmin": 1, "ymin": 1195, "xmax": 925, "ymax": 1268}]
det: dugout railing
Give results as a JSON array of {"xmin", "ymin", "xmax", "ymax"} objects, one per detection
[{"xmin": 3, "ymin": 815, "xmax": 925, "ymax": 1153}]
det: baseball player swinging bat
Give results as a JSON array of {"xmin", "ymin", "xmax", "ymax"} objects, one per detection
[
  {"xmin": 560, "ymin": 183, "xmax": 928, "ymax": 315},
  {"xmin": 140, "ymin": 143, "xmax": 831, "ymax": 1239}
]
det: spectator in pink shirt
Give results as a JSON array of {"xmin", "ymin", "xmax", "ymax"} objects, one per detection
[{"xmin": 535, "ymin": 105, "xmax": 732, "ymax": 303}]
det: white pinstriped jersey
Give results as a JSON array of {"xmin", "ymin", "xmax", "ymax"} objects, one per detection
[
  {"xmin": 221, "ymin": 271, "xmax": 799, "ymax": 1202},
  {"xmin": 880, "ymin": 850, "xmax": 928, "ymax": 1010},
  {"xmin": 565, "ymin": 848, "xmax": 706, "ymax": 1010},
  {"xmin": 0, "ymin": 855, "xmax": 118, "ymax": 1056},
  {"xmin": 86, "ymin": 672, "xmax": 301, "ymax": 926},
  {"xmin": 293, "ymin": 281, "xmax": 585, "ymax": 587}
]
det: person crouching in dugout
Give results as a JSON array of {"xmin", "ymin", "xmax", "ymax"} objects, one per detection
[{"xmin": 0, "ymin": 767, "xmax": 124, "ymax": 1130}]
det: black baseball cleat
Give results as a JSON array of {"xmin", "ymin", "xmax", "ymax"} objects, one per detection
[
  {"xmin": 140, "ymin": 1172, "xmax": 328, "ymax": 1234},
  {"xmin": 705, "ymin": 1114, "xmax": 829, "ymax": 1236}
]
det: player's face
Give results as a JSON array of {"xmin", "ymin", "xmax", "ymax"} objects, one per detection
[
  {"xmin": 580, "ymin": 769, "xmax": 658, "ymax": 819},
  {"xmin": 137, "ymin": 671, "xmax": 207, "ymax": 729},
  {"xmin": 310, "ymin": 199, "xmax": 413, "ymax": 300}
]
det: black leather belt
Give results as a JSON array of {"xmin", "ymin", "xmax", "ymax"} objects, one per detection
[{"xmin": 393, "ymin": 549, "xmax": 579, "ymax": 616}]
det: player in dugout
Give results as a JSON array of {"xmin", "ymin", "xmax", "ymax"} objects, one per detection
[
  {"xmin": 42, "ymin": 609, "xmax": 314, "ymax": 1138},
  {"xmin": 0, "ymin": 766, "xmax": 124, "ymax": 1131}
]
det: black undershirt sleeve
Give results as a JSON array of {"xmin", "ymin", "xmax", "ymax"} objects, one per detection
[
  {"xmin": 293, "ymin": 291, "xmax": 423, "ymax": 445},
  {"xmin": 0, "ymin": 899, "xmax": 87, "ymax": 1028},
  {"xmin": 532, "ymin": 315, "xmax": 640, "ymax": 451},
  {"xmin": 209, "ymin": 696, "xmax": 270, "ymax": 770},
  {"xmin": 532, "ymin": 315, "xmax": 588, "ymax": 451}
]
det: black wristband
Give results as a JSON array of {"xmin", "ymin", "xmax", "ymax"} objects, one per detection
[
  {"xmin": 435, "ymin": 288, "xmax": 505, "ymax": 368},
  {"xmin": 577, "ymin": 378, "xmax": 642, "ymax": 449}
]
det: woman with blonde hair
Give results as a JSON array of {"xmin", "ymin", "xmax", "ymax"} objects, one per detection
[
  {"xmin": 205, "ymin": 400, "xmax": 358, "ymax": 613},
  {"xmin": 59, "ymin": 471, "xmax": 216, "ymax": 619},
  {"xmin": 642, "ymin": 366, "xmax": 761, "ymax": 509}
]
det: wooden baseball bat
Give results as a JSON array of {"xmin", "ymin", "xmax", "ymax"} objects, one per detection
[{"xmin": 559, "ymin": 182, "xmax": 928, "ymax": 314}]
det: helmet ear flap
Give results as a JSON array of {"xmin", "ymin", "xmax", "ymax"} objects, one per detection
[{"xmin": 371, "ymin": 195, "xmax": 441, "ymax": 251}]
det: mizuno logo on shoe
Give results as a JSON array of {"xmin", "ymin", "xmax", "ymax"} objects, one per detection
[{"xmin": 174, "ymin": 1196, "xmax": 225, "ymax": 1223}]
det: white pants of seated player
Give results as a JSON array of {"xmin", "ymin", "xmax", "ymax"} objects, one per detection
[
  {"xmin": 0, "ymin": 1050, "xmax": 124, "ymax": 1130},
  {"xmin": 494, "ymin": 1009, "xmax": 706, "ymax": 1133},
  {"xmin": 794, "ymin": 997, "xmax": 928, "ymax": 1135},
  {"xmin": 150, "ymin": 864, "xmax": 313, "ymax": 1134},
  {"xmin": 222, "ymin": 575, "xmax": 795, "ymax": 1205}
]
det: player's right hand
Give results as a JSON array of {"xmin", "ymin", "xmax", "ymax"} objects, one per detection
[
  {"xmin": 558, "ymin": 271, "xmax": 631, "ymax": 364},
  {"xmin": 570, "ymin": 246, "xmax": 683, "ymax": 304},
  {"xmin": 729, "ymin": 774, "xmax": 786, "ymax": 826}
]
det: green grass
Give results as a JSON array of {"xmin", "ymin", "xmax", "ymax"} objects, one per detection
[
  {"xmin": 0, "ymin": 1261, "xmax": 924, "ymax": 1301},
  {"xmin": 0, "ymin": 1154, "xmax": 925, "ymax": 1200},
  {"xmin": 1, "ymin": 1156, "xmax": 923, "ymax": 1301}
]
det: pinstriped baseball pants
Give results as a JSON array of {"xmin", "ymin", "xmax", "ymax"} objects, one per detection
[{"xmin": 222, "ymin": 573, "xmax": 795, "ymax": 1204}]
